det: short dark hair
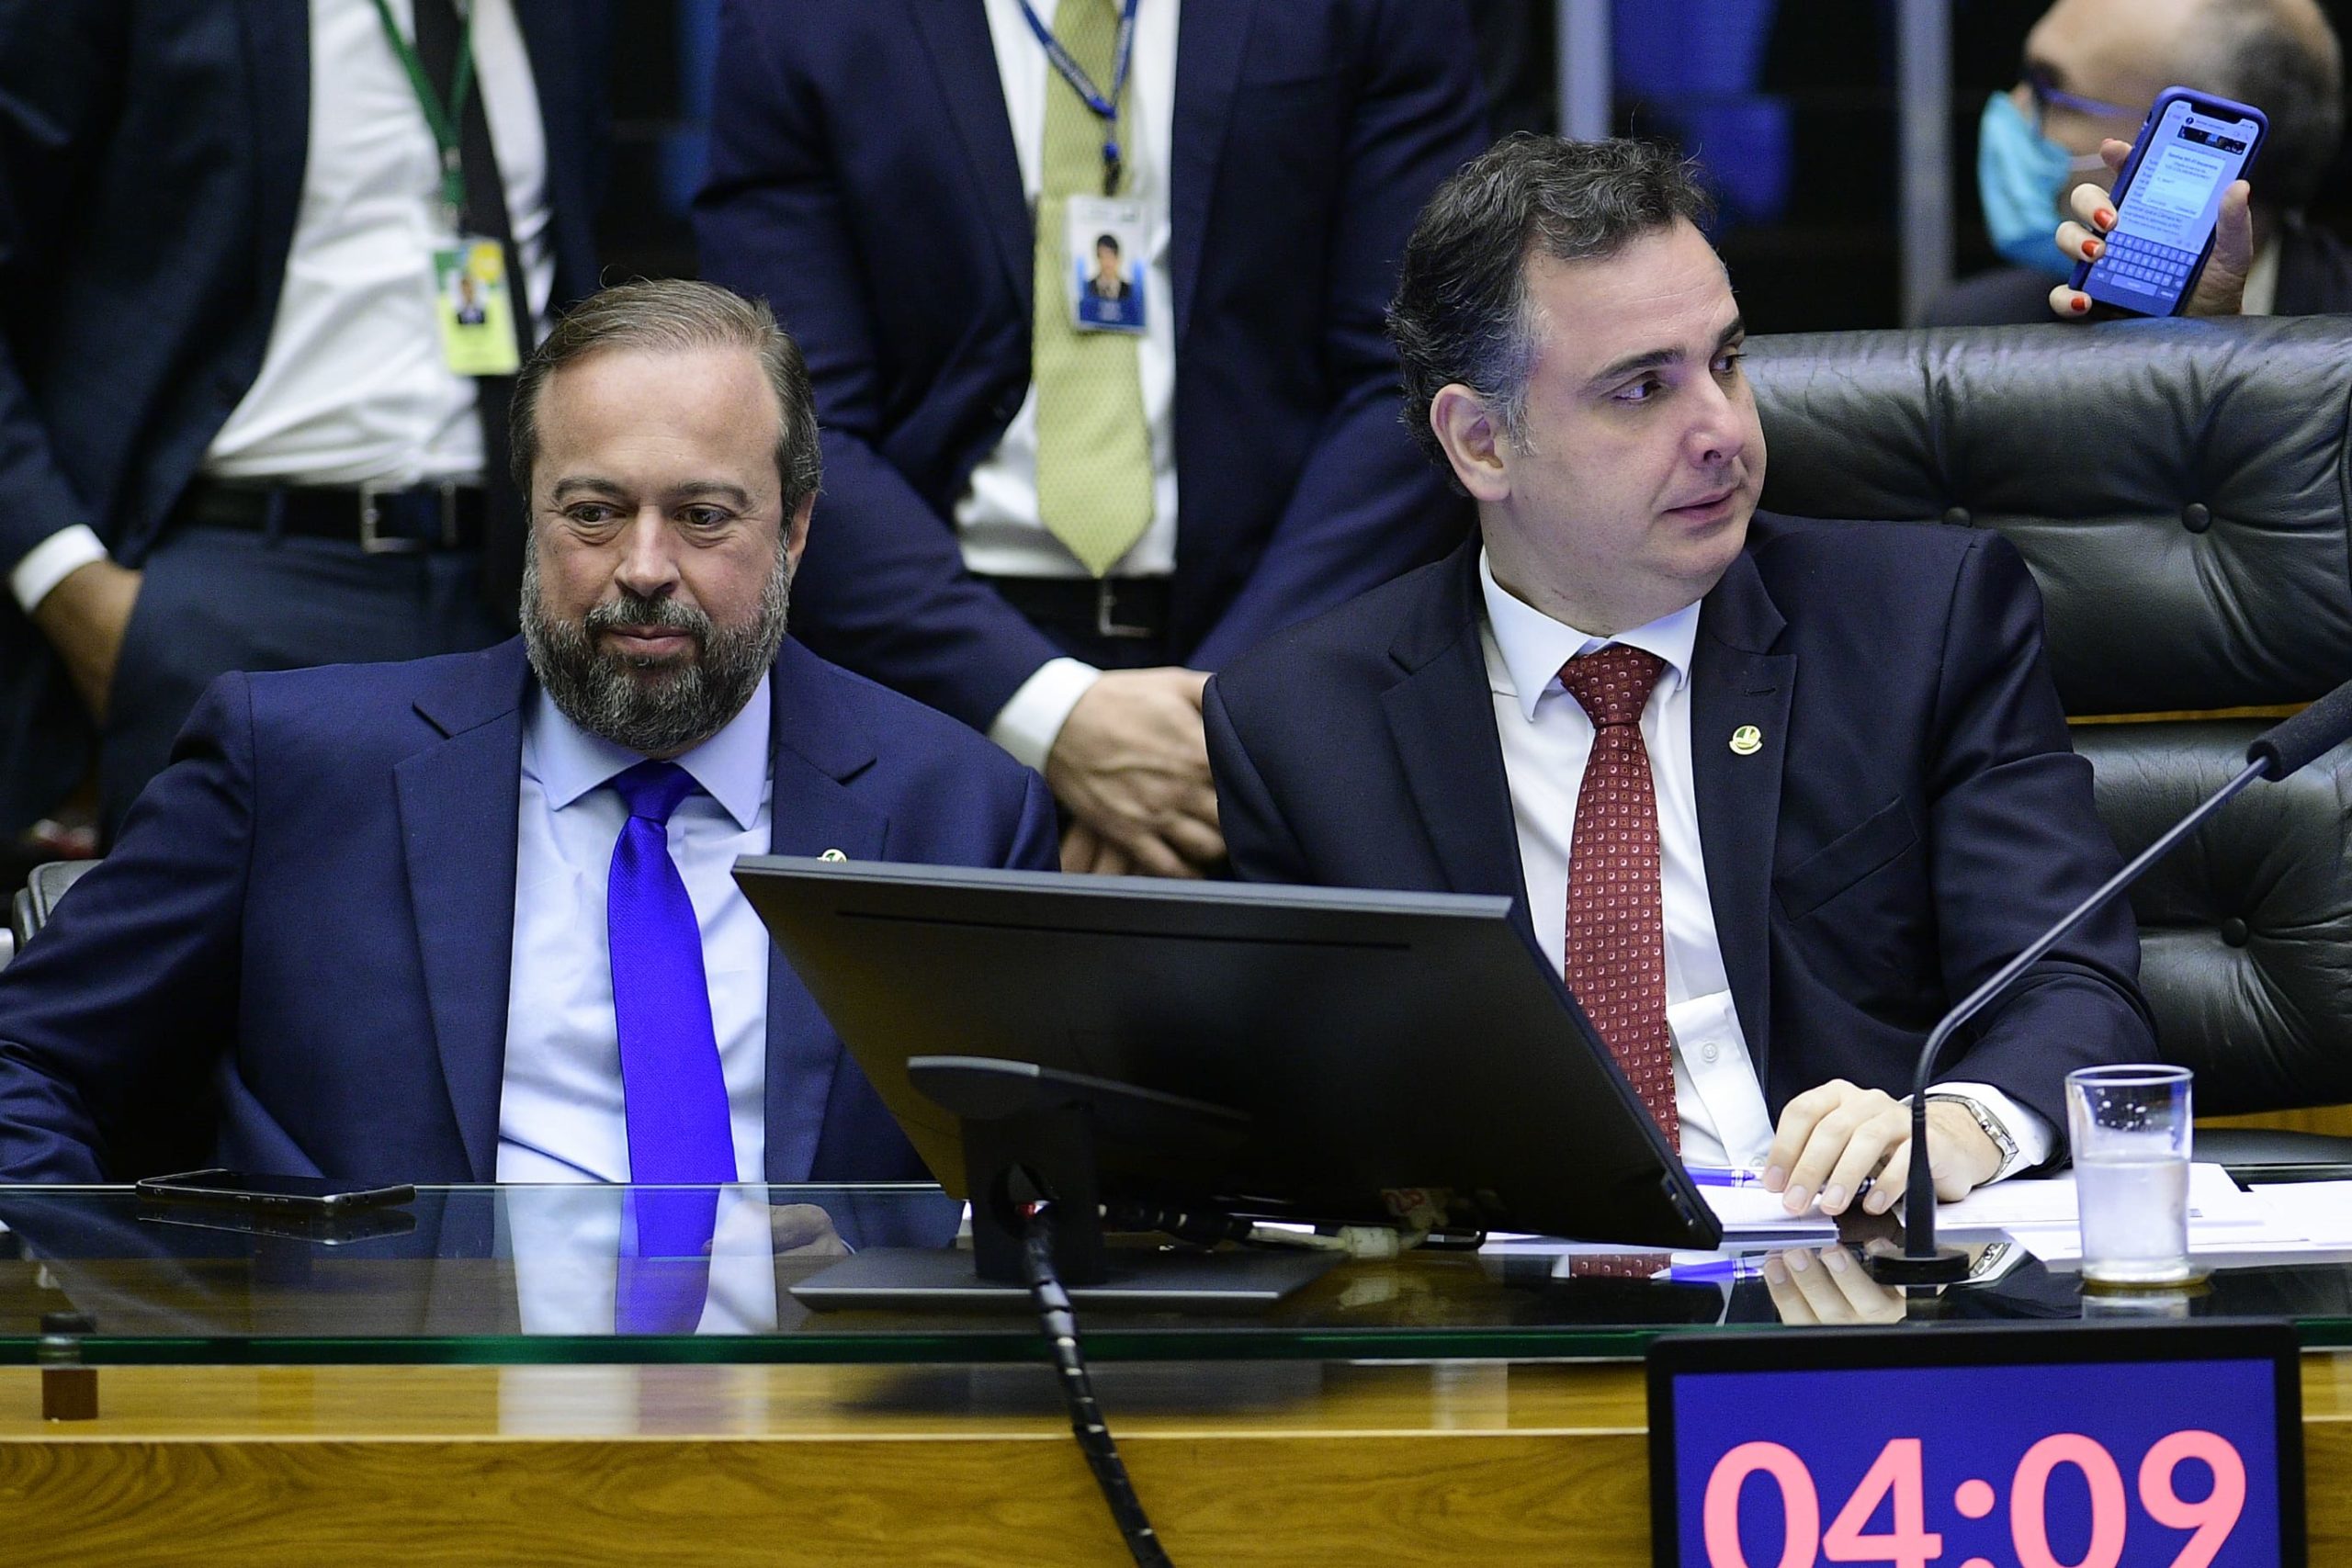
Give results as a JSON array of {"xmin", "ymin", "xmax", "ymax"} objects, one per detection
[
  {"xmin": 510, "ymin": 278, "xmax": 823, "ymax": 516},
  {"xmin": 1096, "ymin": 233, "xmax": 1122, "ymax": 254},
  {"xmin": 1388, "ymin": 136, "xmax": 1714, "ymax": 477},
  {"xmin": 2196, "ymin": 0, "xmax": 2344, "ymax": 213}
]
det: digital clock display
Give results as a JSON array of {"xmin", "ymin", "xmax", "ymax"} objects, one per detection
[{"xmin": 1649, "ymin": 1325, "xmax": 2302, "ymax": 1568}]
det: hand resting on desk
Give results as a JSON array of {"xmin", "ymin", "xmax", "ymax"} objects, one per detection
[{"xmin": 1761, "ymin": 1079, "xmax": 2002, "ymax": 1218}]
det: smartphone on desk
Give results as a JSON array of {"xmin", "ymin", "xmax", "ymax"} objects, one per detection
[
  {"xmin": 2071, "ymin": 86, "xmax": 2266, "ymax": 316},
  {"xmin": 138, "ymin": 1203, "xmax": 420, "ymax": 1247},
  {"xmin": 133, "ymin": 1168, "xmax": 415, "ymax": 1216}
]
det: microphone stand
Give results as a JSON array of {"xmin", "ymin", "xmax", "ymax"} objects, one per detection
[{"xmin": 1867, "ymin": 757, "xmax": 2267, "ymax": 1284}]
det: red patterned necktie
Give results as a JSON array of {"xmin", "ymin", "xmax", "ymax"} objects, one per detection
[{"xmin": 1557, "ymin": 644, "xmax": 1678, "ymax": 1149}]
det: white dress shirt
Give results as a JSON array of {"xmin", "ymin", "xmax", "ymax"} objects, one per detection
[
  {"xmin": 499, "ymin": 1184, "xmax": 782, "ymax": 1337},
  {"xmin": 496, "ymin": 677, "xmax": 774, "ymax": 1187},
  {"xmin": 971, "ymin": 0, "xmax": 1182, "ymax": 771},
  {"xmin": 10, "ymin": 0, "xmax": 555, "ymax": 615},
  {"xmin": 1476, "ymin": 550, "xmax": 2051, "ymax": 1179}
]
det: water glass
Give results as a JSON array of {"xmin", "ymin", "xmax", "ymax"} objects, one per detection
[{"xmin": 2066, "ymin": 1064, "xmax": 2194, "ymax": 1285}]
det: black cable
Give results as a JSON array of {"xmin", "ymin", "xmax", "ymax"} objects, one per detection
[
  {"xmin": 1021, "ymin": 1201, "xmax": 1178, "ymax": 1568},
  {"xmin": 1098, "ymin": 1197, "xmax": 1253, "ymax": 1248}
]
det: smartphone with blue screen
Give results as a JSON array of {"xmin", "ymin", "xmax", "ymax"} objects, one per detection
[{"xmin": 2070, "ymin": 86, "xmax": 2267, "ymax": 317}]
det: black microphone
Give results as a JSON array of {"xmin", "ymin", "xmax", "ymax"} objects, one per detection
[{"xmin": 1869, "ymin": 678, "xmax": 2352, "ymax": 1284}]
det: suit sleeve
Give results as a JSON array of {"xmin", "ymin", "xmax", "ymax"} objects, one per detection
[
  {"xmin": 0, "ymin": 2, "xmax": 128, "ymax": 571},
  {"xmin": 1924, "ymin": 533, "xmax": 2156, "ymax": 1141},
  {"xmin": 0, "ymin": 671, "xmax": 254, "ymax": 1179},
  {"xmin": 1203, "ymin": 673, "xmax": 1315, "ymax": 885},
  {"xmin": 1187, "ymin": 0, "xmax": 1487, "ymax": 669},
  {"xmin": 694, "ymin": 0, "xmax": 1063, "ymax": 731},
  {"xmin": 1006, "ymin": 771, "xmax": 1061, "ymax": 873}
]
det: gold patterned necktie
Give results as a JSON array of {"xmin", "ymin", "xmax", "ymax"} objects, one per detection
[
  {"xmin": 1031, "ymin": 0, "xmax": 1154, "ymax": 577},
  {"xmin": 1558, "ymin": 645, "xmax": 1678, "ymax": 1149}
]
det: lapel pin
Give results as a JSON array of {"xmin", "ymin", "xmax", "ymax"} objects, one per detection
[
  {"xmin": 819, "ymin": 849, "xmax": 849, "ymax": 863},
  {"xmin": 1729, "ymin": 725, "xmax": 1763, "ymax": 756}
]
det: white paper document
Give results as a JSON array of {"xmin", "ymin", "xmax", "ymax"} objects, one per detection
[
  {"xmin": 1935, "ymin": 1161, "xmax": 2267, "ymax": 1235},
  {"xmin": 2240, "ymin": 1179, "xmax": 2352, "ymax": 1246}
]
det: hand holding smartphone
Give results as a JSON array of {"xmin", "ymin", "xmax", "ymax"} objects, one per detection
[{"xmin": 2064, "ymin": 86, "xmax": 2266, "ymax": 318}]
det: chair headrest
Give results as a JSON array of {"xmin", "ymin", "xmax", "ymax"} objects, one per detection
[{"xmin": 1747, "ymin": 316, "xmax": 2352, "ymax": 715}]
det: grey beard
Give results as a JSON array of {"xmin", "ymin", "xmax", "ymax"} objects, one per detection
[{"xmin": 520, "ymin": 545, "xmax": 791, "ymax": 757}]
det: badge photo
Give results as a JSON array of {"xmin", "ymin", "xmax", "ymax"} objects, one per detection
[
  {"xmin": 432, "ymin": 238, "xmax": 522, "ymax": 377},
  {"xmin": 1066, "ymin": 195, "xmax": 1148, "ymax": 335}
]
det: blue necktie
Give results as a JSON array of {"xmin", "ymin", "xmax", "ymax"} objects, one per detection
[{"xmin": 607, "ymin": 761, "xmax": 734, "ymax": 1332}]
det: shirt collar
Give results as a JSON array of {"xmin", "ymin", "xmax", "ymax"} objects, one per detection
[
  {"xmin": 526, "ymin": 672, "xmax": 773, "ymax": 831},
  {"xmin": 1477, "ymin": 547, "xmax": 1700, "ymax": 724}
]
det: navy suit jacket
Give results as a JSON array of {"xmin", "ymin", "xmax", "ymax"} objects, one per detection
[
  {"xmin": 0, "ymin": 637, "xmax": 1059, "ymax": 1185},
  {"xmin": 695, "ymin": 0, "xmax": 1488, "ymax": 728},
  {"xmin": 0, "ymin": 1, "xmax": 610, "ymax": 831},
  {"xmin": 1204, "ymin": 519, "xmax": 2157, "ymax": 1139}
]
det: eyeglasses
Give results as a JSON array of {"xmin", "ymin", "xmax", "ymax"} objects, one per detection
[{"xmin": 2022, "ymin": 63, "xmax": 2139, "ymax": 131}]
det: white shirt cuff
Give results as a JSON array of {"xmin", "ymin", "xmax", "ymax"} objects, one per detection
[
  {"xmin": 988, "ymin": 657, "xmax": 1102, "ymax": 773},
  {"xmin": 1927, "ymin": 1080, "xmax": 2055, "ymax": 1183},
  {"xmin": 10, "ymin": 525, "xmax": 107, "ymax": 615}
]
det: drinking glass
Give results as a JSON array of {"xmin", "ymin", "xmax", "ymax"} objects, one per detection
[{"xmin": 2066, "ymin": 1064, "xmax": 2194, "ymax": 1285}]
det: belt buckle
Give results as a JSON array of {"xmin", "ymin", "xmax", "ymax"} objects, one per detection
[
  {"xmin": 357, "ymin": 480, "xmax": 460, "ymax": 554},
  {"xmin": 1094, "ymin": 579, "xmax": 1155, "ymax": 640}
]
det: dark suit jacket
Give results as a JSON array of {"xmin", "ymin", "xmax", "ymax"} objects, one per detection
[
  {"xmin": 0, "ymin": 1, "xmax": 611, "ymax": 832},
  {"xmin": 0, "ymin": 637, "xmax": 1059, "ymax": 1185},
  {"xmin": 695, "ymin": 0, "xmax": 1487, "ymax": 729},
  {"xmin": 1925, "ymin": 215, "xmax": 2352, "ymax": 326},
  {"xmin": 1203, "ymin": 519, "xmax": 2156, "ymax": 1137}
]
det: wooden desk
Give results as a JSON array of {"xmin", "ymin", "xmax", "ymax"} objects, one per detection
[{"xmin": 2, "ymin": 1353, "xmax": 2348, "ymax": 1566}]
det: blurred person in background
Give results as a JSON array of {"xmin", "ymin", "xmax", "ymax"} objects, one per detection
[
  {"xmin": 1931, "ymin": 0, "xmax": 2346, "ymax": 324},
  {"xmin": 696, "ymin": 0, "xmax": 1488, "ymax": 879},
  {"xmin": 0, "ymin": 1, "xmax": 610, "ymax": 845}
]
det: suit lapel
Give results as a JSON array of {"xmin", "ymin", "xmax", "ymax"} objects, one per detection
[
  {"xmin": 1688, "ymin": 553, "xmax": 1793, "ymax": 1086},
  {"xmin": 760, "ymin": 643, "xmax": 890, "ymax": 1182},
  {"xmin": 394, "ymin": 647, "xmax": 531, "ymax": 1183},
  {"xmin": 913, "ymin": 0, "xmax": 1034, "ymax": 310},
  {"xmin": 1379, "ymin": 546, "xmax": 1529, "ymax": 914},
  {"xmin": 236, "ymin": 1, "xmax": 311, "ymax": 314},
  {"xmin": 1168, "ymin": 0, "xmax": 1253, "ymax": 345}
]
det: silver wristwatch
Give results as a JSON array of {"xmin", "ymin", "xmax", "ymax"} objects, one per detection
[{"xmin": 1926, "ymin": 1092, "xmax": 2020, "ymax": 1178}]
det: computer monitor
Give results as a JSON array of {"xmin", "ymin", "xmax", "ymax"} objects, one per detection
[{"xmin": 735, "ymin": 858, "xmax": 1722, "ymax": 1252}]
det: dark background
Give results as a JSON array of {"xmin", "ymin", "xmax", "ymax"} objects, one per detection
[{"xmin": 596, "ymin": 0, "xmax": 2352, "ymax": 332}]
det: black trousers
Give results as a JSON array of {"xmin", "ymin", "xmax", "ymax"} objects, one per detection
[{"xmin": 99, "ymin": 525, "xmax": 505, "ymax": 837}]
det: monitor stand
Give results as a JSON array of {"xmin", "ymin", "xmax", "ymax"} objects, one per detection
[{"xmin": 790, "ymin": 1056, "xmax": 1340, "ymax": 1314}]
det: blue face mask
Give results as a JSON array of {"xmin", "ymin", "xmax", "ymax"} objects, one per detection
[{"xmin": 1976, "ymin": 92, "xmax": 2078, "ymax": 279}]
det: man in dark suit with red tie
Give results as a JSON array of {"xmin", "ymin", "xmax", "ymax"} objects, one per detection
[{"xmin": 1204, "ymin": 138, "xmax": 2154, "ymax": 1219}]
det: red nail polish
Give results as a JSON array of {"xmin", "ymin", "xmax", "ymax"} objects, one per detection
[
  {"xmin": 2085, "ymin": 238, "xmax": 2103, "ymax": 259},
  {"xmin": 2072, "ymin": 296, "xmax": 2089, "ymax": 313},
  {"xmin": 2097, "ymin": 209, "xmax": 2115, "ymax": 228}
]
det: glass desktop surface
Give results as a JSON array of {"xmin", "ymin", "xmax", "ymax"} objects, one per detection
[{"xmin": 0, "ymin": 1184, "xmax": 2345, "ymax": 1367}]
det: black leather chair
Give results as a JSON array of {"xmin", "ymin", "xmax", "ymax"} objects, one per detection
[
  {"xmin": 8, "ymin": 859, "xmax": 99, "ymax": 963},
  {"xmin": 1747, "ymin": 314, "xmax": 2352, "ymax": 1169}
]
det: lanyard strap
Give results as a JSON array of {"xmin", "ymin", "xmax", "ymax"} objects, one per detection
[
  {"xmin": 368, "ymin": 0, "xmax": 477, "ymax": 221},
  {"xmin": 1016, "ymin": 0, "xmax": 1140, "ymax": 196}
]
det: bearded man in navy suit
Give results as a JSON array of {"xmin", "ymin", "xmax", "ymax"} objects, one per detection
[
  {"xmin": 0, "ymin": 281, "xmax": 1057, "ymax": 1187},
  {"xmin": 1205, "ymin": 139, "xmax": 2154, "ymax": 1220}
]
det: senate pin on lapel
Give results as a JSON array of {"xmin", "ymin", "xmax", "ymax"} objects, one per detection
[{"xmin": 1729, "ymin": 725, "xmax": 1764, "ymax": 756}]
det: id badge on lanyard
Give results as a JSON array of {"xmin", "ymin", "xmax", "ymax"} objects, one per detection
[
  {"xmin": 1023, "ymin": 0, "xmax": 1148, "ymax": 334},
  {"xmin": 370, "ymin": 0, "xmax": 522, "ymax": 376},
  {"xmin": 434, "ymin": 236, "xmax": 522, "ymax": 375}
]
